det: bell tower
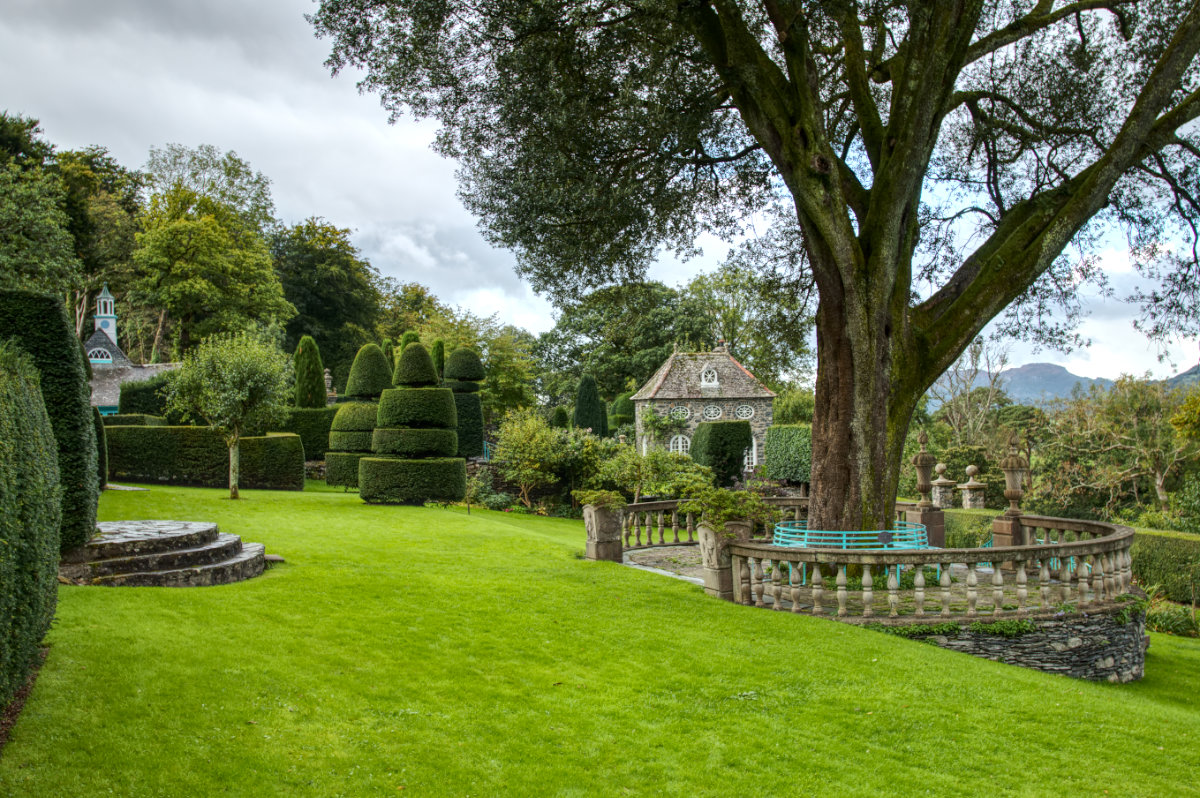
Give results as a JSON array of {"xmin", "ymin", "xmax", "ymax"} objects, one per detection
[{"xmin": 94, "ymin": 283, "xmax": 117, "ymax": 344}]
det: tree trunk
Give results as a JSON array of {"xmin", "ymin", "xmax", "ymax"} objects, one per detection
[
  {"xmin": 151, "ymin": 310, "xmax": 166, "ymax": 363},
  {"xmin": 228, "ymin": 434, "xmax": 240, "ymax": 500},
  {"xmin": 1155, "ymin": 471, "xmax": 1169, "ymax": 513}
]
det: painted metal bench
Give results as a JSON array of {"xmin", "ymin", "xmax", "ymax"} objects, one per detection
[{"xmin": 771, "ymin": 521, "xmax": 936, "ymax": 584}]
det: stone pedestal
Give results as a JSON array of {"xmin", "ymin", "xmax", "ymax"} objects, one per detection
[
  {"xmin": 583, "ymin": 504, "xmax": 624, "ymax": 562},
  {"xmin": 959, "ymin": 465, "xmax": 986, "ymax": 509},
  {"xmin": 931, "ymin": 464, "xmax": 955, "ymax": 509},
  {"xmin": 697, "ymin": 522, "xmax": 749, "ymax": 601},
  {"xmin": 906, "ymin": 507, "xmax": 945, "ymax": 548},
  {"xmin": 990, "ymin": 515, "xmax": 1025, "ymax": 571}
]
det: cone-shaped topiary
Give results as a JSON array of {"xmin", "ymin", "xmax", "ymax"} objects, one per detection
[
  {"xmin": 550, "ymin": 406, "xmax": 570, "ymax": 428},
  {"xmin": 444, "ymin": 347, "xmax": 485, "ymax": 457},
  {"xmin": 573, "ymin": 375, "xmax": 607, "ymax": 436},
  {"xmin": 393, "ymin": 341, "xmax": 439, "ymax": 386},
  {"xmin": 609, "ymin": 392, "xmax": 635, "ymax": 429},
  {"xmin": 361, "ymin": 343, "xmax": 465, "ymax": 504},
  {"xmin": 293, "ymin": 335, "xmax": 327, "ymax": 408},
  {"xmin": 381, "ymin": 338, "xmax": 395, "ymax": 368},
  {"xmin": 344, "ymin": 343, "xmax": 392, "ymax": 399},
  {"xmin": 400, "ymin": 330, "xmax": 420, "ymax": 351},
  {"xmin": 326, "ymin": 400, "xmax": 379, "ymax": 488},
  {"xmin": 432, "ymin": 339, "xmax": 445, "ymax": 381}
]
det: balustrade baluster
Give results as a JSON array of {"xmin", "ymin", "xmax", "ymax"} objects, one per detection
[
  {"xmin": 1103, "ymin": 552, "xmax": 1116, "ymax": 597},
  {"xmin": 914, "ymin": 567, "xmax": 926, "ymax": 617},
  {"xmin": 1016, "ymin": 562, "xmax": 1028, "ymax": 615},
  {"xmin": 966, "ymin": 563, "xmax": 978, "ymax": 618},
  {"xmin": 837, "ymin": 565, "xmax": 848, "ymax": 617},
  {"xmin": 887, "ymin": 567, "xmax": 899, "ymax": 618},
  {"xmin": 790, "ymin": 561, "xmax": 802, "ymax": 613},
  {"xmin": 623, "ymin": 514, "xmax": 632, "ymax": 547},
  {"xmin": 812, "ymin": 563, "xmax": 824, "ymax": 615},
  {"xmin": 686, "ymin": 512, "xmax": 695, "ymax": 544},
  {"xmin": 1122, "ymin": 548, "xmax": 1133, "ymax": 592},
  {"xmin": 753, "ymin": 558, "xmax": 766, "ymax": 608},
  {"xmin": 1091, "ymin": 553, "xmax": 1104, "ymax": 601},
  {"xmin": 740, "ymin": 556, "xmax": 752, "ymax": 605},
  {"xmin": 992, "ymin": 568, "xmax": 1005, "ymax": 615},
  {"xmin": 670, "ymin": 510, "xmax": 680, "ymax": 544},
  {"xmin": 1077, "ymin": 556, "xmax": 1090, "ymax": 605},
  {"xmin": 940, "ymin": 565, "xmax": 952, "ymax": 617},
  {"xmin": 862, "ymin": 566, "xmax": 874, "ymax": 618},
  {"xmin": 771, "ymin": 559, "xmax": 784, "ymax": 611},
  {"xmin": 1039, "ymin": 559, "xmax": 1050, "ymax": 609}
]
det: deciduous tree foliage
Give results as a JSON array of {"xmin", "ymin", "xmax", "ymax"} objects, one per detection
[{"xmin": 313, "ymin": 0, "xmax": 1200, "ymax": 529}]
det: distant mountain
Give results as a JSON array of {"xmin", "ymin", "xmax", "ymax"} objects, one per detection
[
  {"xmin": 997, "ymin": 363, "xmax": 1113, "ymax": 404},
  {"xmin": 1168, "ymin": 364, "xmax": 1200, "ymax": 390}
]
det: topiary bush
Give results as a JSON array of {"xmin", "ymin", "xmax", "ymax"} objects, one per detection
[
  {"xmin": 276, "ymin": 406, "xmax": 338, "ymax": 460},
  {"xmin": 0, "ymin": 290, "xmax": 97, "ymax": 552},
  {"xmin": 764, "ymin": 424, "xmax": 812, "ymax": 484},
  {"xmin": 293, "ymin": 335, "xmax": 327, "ymax": 408},
  {"xmin": 1131, "ymin": 530, "xmax": 1200, "ymax": 604},
  {"xmin": 326, "ymin": 400, "xmax": 378, "ymax": 488},
  {"xmin": 0, "ymin": 342, "xmax": 62, "ymax": 710},
  {"xmin": 102, "ymin": 413, "xmax": 166, "ymax": 427},
  {"xmin": 573, "ymin": 374, "xmax": 607, "ymax": 436},
  {"xmin": 691, "ymin": 420, "xmax": 752, "ymax": 487},
  {"xmin": 106, "ymin": 427, "xmax": 304, "ymax": 490},
  {"xmin": 361, "ymin": 343, "xmax": 465, "ymax": 504},
  {"xmin": 93, "ymin": 406, "xmax": 107, "ymax": 489},
  {"xmin": 400, "ymin": 330, "xmax": 420, "ymax": 351},
  {"xmin": 445, "ymin": 347, "xmax": 485, "ymax": 458},
  {"xmin": 118, "ymin": 373, "xmax": 170, "ymax": 415},
  {"xmin": 549, "ymin": 406, "xmax": 570, "ymax": 428},
  {"xmin": 432, "ymin": 339, "xmax": 445, "ymax": 380},
  {"xmin": 343, "ymin": 343, "xmax": 393, "ymax": 400},
  {"xmin": 609, "ymin": 392, "xmax": 635, "ymax": 429}
]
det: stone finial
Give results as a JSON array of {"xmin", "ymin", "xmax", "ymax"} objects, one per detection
[
  {"xmin": 324, "ymin": 368, "xmax": 333, "ymax": 392},
  {"xmin": 998, "ymin": 429, "xmax": 1029, "ymax": 517},
  {"xmin": 931, "ymin": 462, "xmax": 955, "ymax": 509},
  {"xmin": 910, "ymin": 429, "xmax": 937, "ymax": 508}
]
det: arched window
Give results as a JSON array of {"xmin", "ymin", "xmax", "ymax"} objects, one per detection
[
  {"xmin": 701, "ymin": 367, "xmax": 718, "ymax": 386},
  {"xmin": 703, "ymin": 404, "xmax": 723, "ymax": 420},
  {"xmin": 88, "ymin": 348, "xmax": 112, "ymax": 362},
  {"xmin": 668, "ymin": 434, "xmax": 690, "ymax": 455}
]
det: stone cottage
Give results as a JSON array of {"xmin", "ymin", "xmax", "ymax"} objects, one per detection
[
  {"xmin": 631, "ymin": 344, "xmax": 775, "ymax": 467},
  {"xmin": 84, "ymin": 284, "xmax": 177, "ymax": 414}
]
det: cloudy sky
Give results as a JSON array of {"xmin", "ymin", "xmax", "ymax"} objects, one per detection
[{"xmin": 2, "ymin": 0, "xmax": 1196, "ymax": 381}]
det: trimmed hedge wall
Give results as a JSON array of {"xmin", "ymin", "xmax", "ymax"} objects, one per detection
[
  {"xmin": 329, "ymin": 431, "xmax": 375, "ymax": 451},
  {"xmin": 102, "ymin": 413, "xmax": 166, "ymax": 427},
  {"xmin": 371, "ymin": 427, "xmax": 458, "ymax": 457},
  {"xmin": 279, "ymin": 406, "xmax": 338, "ymax": 460},
  {"xmin": 692, "ymin": 421, "xmax": 752, "ymax": 487},
  {"xmin": 378, "ymin": 387, "xmax": 457, "ymax": 428},
  {"xmin": 326, "ymin": 452, "xmax": 370, "ymax": 487},
  {"xmin": 107, "ymin": 426, "xmax": 304, "ymax": 490},
  {"xmin": 452, "ymin": 393, "xmax": 484, "ymax": 458},
  {"xmin": 0, "ymin": 290, "xmax": 97, "ymax": 552},
  {"xmin": 359, "ymin": 457, "xmax": 467, "ymax": 504},
  {"xmin": 93, "ymin": 406, "xmax": 107, "ymax": 488},
  {"xmin": 0, "ymin": 343, "xmax": 62, "ymax": 710},
  {"xmin": 764, "ymin": 424, "xmax": 813, "ymax": 484},
  {"xmin": 118, "ymin": 373, "xmax": 169, "ymax": 415},
  {"xmin": 1131, "ymin": 530, "xmax": 1200, "ymax": 604}
]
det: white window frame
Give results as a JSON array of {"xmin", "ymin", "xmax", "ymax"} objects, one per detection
[
  {"xmin": 735, "ymin": 404, "xmax": 755, "ymax": 419},
  {"xmin": 669, "ymin": 405, "xmax": 691, "ymax": 420},
  {"xmin": 744, "ymin": 437, "xmax": 758, "ymax": 468},
  {"xmin": 88, "ymin": 348, "xmax": 112, "ymax": 362},
  {"xmin": 669, "ymin": 434, "xmax": 691, "ymax": 455},
  {"xmin": 702, "ymin": 404, "xmax": 723, "ymax": 420},
  {"xmin": 701, "ymin": 367, "xmax": 719, "ymax": 386}
]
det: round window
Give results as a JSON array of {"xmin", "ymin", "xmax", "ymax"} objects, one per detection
[
  {"xmin": 669, "ymin": 405, "xmax": 690, "ymax": 420},
  {"xmin": 669, "ymin": 434, "xmax": 690, "ymax": 454},
  {"xmin": 701, "ymin": 368, "xmax": 718, "ymax": 385},
  {"xmin": 735, "ymin": 405, "xmax": 754, "ymax": 419},
  {"xmin": 703, "ymin": 405, "xmax": 723, "ymax": 420}
]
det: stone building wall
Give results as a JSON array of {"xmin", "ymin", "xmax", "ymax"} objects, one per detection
[{"xmin": 635, "ymin": 398, "xmax": 773, "ymax": 465}]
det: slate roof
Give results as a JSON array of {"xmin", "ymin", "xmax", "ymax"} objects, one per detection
[
  {"xmin": 84, "ymin": 329, "xmax": 131, "ymax": 366},
  {"xmin": 630, "ymin": 347, "xmax": 776, "ymax": 401}
]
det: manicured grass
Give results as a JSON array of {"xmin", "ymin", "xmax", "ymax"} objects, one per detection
[{"xmin": 1, "ymin": 484, "xmax": 1198, "ymax": 796}]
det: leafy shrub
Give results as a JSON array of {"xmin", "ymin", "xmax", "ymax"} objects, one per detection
[
  {"xmin": 102, "ymin": 413, "xmax": 165, "ymax": 426},
  {"xmin": 763, "ymin": 424, "xmax": 812, "ymax": 484},
  {"xmin": 0, "ymin": 289, "xmax": 97, "ymax": 551},
  {"xmin": 692, "ymin": 421, "xmax": 752, "ymax": 487},
  {"xmin": 106, "ymin": 426, "xmax": 304, "ymax": 490},
  {"xmin": 293, "ymin": 335, "xmax": 327, "ymax": 408},
  {"xmin": 279, "ymin": 406, "xmax": 339, "ymax": 460},
  {"xmin": 118, "ymin": 373, "xmax": 169, "ymax": 415},
  {"xmin": 1131, "ymin": 530, "xmax": 1200, "ymax": 604},
  {"xmin": 1179, "ymin": 472, "xmax": 1200, "ymax": 535},
  {"xmin": 483, "ymin": 491, "xmax": 514, "ymax": 511},
  {"xmin": 549, "ymin": 406, "xmax": 570, "ymax": 428},
  {"xmin": 93, "ymin": 406, "xmax": 107, "ymax": 488},
  {"xmin": 445, "ymin": 347, "xmax": 485, "ymax": 458},
  {"xmin": 572, "ymin": 375, "xmax": 607, "ymax": 436},
  {"xmin": 773, "ymin": 388, "xmax": 815, "ymax": 424},
  {"xmin": 343, "ymin": 343, "xmax": 392, "ymax": 399},
  {"xmin": 0, "ymin": 342, "xmax": 62, "ymax": 708},
  {"xmin": 358, "ymin": 457, "xmax": 467, "ymax": 504},
  {"xmin": 1144, "ymin": 588, "xmax": 1199, "ymax": 637},
  {"xmin": 943, "ymin": 510, "xmax": 994, "ymax": 548}
]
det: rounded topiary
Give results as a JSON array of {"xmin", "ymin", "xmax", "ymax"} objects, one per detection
[
  {"xmin": 692, "ymin": 421, "xmax": 752, "ymax": 487},
  {"xmin": 443, "ymin": 380, "xmax": 481, "ymax": 393},
  {"xmin": 610, "ymin": 392, "xmax": 635, "ymax": 428},
  {"xmin": 371, "ymin": 427, "xmax": 458, "ymax": 457},
  {"xmin": 573, "ymin": 374, "xmax": 607, "ymax": 436},
  {"xmin": 329, "ymin": 430, "xmax": 375, "ymax": 451},
  {"xmin": 294, "ymin": 335, "xmax": 327, "ymax": 408},
  {"xmin": 359, "ymin": 457, "xmax": 467, "ymax": 504},
  {"xmin": 400, "ymin": 330, "xmax": 420, "ymax": 351},
  {"xmin": 344, "ymin": 343, "xmax": 392, "ymax": 399},
  {"xmin": 326, "ymin": 399, "xmax": 379, "ymax": 488},
  {"xmin": 326, "ymin": 452, "xmax": 370, "ymax": 487},
  {"xmin": 445, "ymin": 347, "xmax": 486, "ymax": 382},
  {"xmin": 330, "ymin": 401, "xmax": 380, "ymax": 431},
  {"xmin": 381, "ymin": 338, "xmax": 395, "ymax": 368},
  {"xmin": 378, "ymin": 387, "xmax": 457, "ymax": 428},
  {"xmin": 550, "ymin": 406, "xmax": 570, "ymax": 428},
  {"xmin": 393, "ymin": 342, "xmax": 439, "ymax": 387}
]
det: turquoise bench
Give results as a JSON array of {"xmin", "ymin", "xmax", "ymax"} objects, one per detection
[{"xmin": 771, "ymin": 521, "xmax": 936, "ymax": 584}]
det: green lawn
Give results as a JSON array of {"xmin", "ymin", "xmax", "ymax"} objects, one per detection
[{"xmin": 1, "ymin": 483, "xmax": 1197, "ymax": 796}]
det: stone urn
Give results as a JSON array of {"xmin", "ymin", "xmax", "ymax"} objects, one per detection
[
  {"xmin": 583, "ymin": 504, "xmax": 624, "ymax": 562},
  {"xmin": 696, "ymin": 520, "xmax": 751, "ymax": 600}
]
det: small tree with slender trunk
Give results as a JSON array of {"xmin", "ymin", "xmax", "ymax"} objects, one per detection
[{"xmin": 165, "ymin": 332, "xmax": 292, "ymax": 499}]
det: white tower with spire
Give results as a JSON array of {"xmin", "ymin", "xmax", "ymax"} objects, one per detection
[{"xmin": 94, "ymin": 283, "xmax": 117, "ymax": 345}]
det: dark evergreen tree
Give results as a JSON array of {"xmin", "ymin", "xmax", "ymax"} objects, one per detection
[
  {"xmin": 293, "ymin": 335, "xmax": 327, "ymax": 408},
  {"xmin": 573, "ymin": 375, "xmax": 606, "ymax": 436},
  {"xmin": 432, "ymin": 339, "xmax": 445, "ymax": 381},
  {"xmin": 93, "ymin": 406, "xmax": 108, "ymax": 488},
  {"xmin": 549, "ymin": 406, "xmax": 570, "ymax": 429}
]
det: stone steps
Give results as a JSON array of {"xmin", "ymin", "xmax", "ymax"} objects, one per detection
[{"xmin": 60, "ymin": 521, "xmax": 268, "ymax": 588}]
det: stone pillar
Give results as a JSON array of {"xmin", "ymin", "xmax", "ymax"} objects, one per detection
[
  {"xmin": 992, "ymin": 430, "xmax": 1030, "ymax": 552},
  {"xmin": 958, "ymin": 465, "xmax": 987, "ymax": 510},
  {"xmin": 584, "ymin": 504, "xmax": 624, "ymax": 562},
  {"xmin": 931, "ymin": 464, "xmax": 956, "ymax": 509},
  {"xmin": 697, "ymin": 522, "xmax": 749, "ymax": 601},
  {"xmin": 907, "ymin": 507, "xmax": 945, "ymax": 548}
]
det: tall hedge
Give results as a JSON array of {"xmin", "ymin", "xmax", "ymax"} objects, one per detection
[
  {"xmin": 445, "ymin": 347, "xmax": 485, "ymax": 458},
  {"xmin": 573, "ymin": 375, "xmax": 607, "ymax": 436},
  {"xmin": 1131, "ymin": 530, "xmax": 1200, "ymax": 604},
  {"xmin": 692, "ymin": 421, "xmax": 752, "ymax": 487},
  {"xmin": 294, "ymin": 335, "xmax": 327, "ymax": 408},
  {"xmin": 106, "ymin": 427, "xmax": 305, "ymax": 490},
  {"xmin": 93, "ymin": 406, "xmax": 108, "ymax": 489},
  {"xmin": 432, "ymin": 339, "xmax": 445, "ymax": 380},
  {"xmin": 764, "ymin": 424, "xmax": 813, "ymax": 484},
  {"xmin": 118, "ymin": 373, "xmax": 170, "ymax": 415},
  {"xmin": 279, "ymin": 406, "xmax": 339, "ymax": 460},
  {"xmin": 326, "ymin": 400, "xmax": 378, "ymax": 488},
  {"xmin": 361, "ymin": 343, "xmax": 465, "ymax": 504},
  {"xmin": 344, "ymin": 343, "xmax": 393, "ymax": 400},
  {"xmin": 0, "ymin": 290, "xmax": 97, "ymax": 552},
  {"xmin": 0, "ymin": 342, "xmax": 62, "ymax": 709}
]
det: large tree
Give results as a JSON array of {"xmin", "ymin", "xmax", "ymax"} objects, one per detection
[{"xmin": 313, "ymin": 1, "xmax": 1200, "ymax": 529}]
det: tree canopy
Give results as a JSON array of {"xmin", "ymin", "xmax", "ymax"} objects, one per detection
[{"xmin": 313, "ymin": 0, "xmax": 1200, "ymax": 529}]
